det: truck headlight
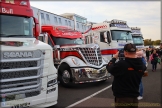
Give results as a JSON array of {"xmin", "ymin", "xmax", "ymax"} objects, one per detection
[
  {"xmin": 103, "ymin": 57, "xmax": 109, "ymax": 63},
  {"xmin": 47, "ymin": 78, "xmax": 57, "ymax": 87},
  {"xmin": 72, "ymin": 58, "xmax": 80, "ymax": 66}
]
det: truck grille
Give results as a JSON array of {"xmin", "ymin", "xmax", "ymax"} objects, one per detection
[
  {"xmin": 79, "ymin": 48, "xmax": 102, "ymax": 66},
  {"xmin": 0, "ymin": 61, "xmax": 37, "ymax": 69},
  {"xmin": 0, "ymin": 50, "xmax": 43, "ymax": 102},
  {"xmin": 0, "ymin": 91, "xmax": 40, "ymax": 102},
  {"xmin": 0, "ymin": 69, "xmax": 38, "ymax": 79},
  {"xmin": 0, "ymin": 79, "xmax": 37, "ymax": 85},
  {"xmin": 0, "ymin": 78, "xmax": 39, "ymax": 89}
]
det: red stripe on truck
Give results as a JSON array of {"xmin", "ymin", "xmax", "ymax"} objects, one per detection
[{"xmin": 101, "ymin": 49, "xmax": 118, "ymax": 55}]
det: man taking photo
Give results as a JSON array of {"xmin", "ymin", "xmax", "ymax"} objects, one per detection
[{"xmin": 107, "ymin": 43, "xmax": 146, "ymax": 108}]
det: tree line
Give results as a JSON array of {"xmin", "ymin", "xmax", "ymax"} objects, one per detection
[{"xmin": 144, "ymin": 39, "xmax": 161, "ymax": 46}]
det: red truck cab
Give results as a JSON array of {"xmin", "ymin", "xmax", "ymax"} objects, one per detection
[{"xmin": 0, "ymin": 0, "xmax": 39, "ymax": 38}]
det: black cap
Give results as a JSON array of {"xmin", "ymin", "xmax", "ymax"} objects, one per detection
[{"xmin": 124, "ymin": 43, "xmax": 136, "ymax": 52}]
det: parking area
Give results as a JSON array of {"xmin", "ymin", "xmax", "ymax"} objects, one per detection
[{"xmin": 51, "ymin": 62, "xmax": 161, "ymax": 108}]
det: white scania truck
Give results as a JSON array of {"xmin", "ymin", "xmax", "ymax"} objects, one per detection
[{"xmin": 0, "ymin": 0, "xmax": 58, "ymax": 107}]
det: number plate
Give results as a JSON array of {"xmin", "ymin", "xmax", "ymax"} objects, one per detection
[
  {"xmin": 15, "ymin": 94, "xmax": 26, "ymax": 100},
  {"xmin": 12, "ymin": 102, "xmax": 30, "ymax": 108}
]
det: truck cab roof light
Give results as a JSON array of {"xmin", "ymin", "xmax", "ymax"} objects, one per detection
[
  {"xmin": 20, "ymin": 1, "xmax": 27, "ymax": 5},
  {"xmin": 103, "ymin": 20, "xmax": 127, "ymax": 24},
  {"xmin": 103, "ymin": 20, "xmax": 111, "ymax": 23},
  {"xmin": 131, "ymin": 27, "xmax": 141, "ymax": 30},
  {"xmin": 111, "ymin": 19, "xmax": 127, "ymax": 24}
]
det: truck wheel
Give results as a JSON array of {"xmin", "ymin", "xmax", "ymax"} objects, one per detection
[{"xmin": 58, "ymin": 64, "xmax": 73, "ymax": 87}]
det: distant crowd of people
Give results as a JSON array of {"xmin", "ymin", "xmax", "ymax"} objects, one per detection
[
  {"xmin": 135, "ymin": 47, "xmax": 162, "ymax": 101},
  {"xmin": 145, "ymin": 47, "xmax": 162, "ymax": 71}
]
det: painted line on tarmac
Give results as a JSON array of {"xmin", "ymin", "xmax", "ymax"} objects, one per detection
[{"xmin": 66, "ymin": 84, "xmax": 112, "ymax": 108}]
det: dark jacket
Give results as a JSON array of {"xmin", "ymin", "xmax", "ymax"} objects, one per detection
[
  {"xmin": 158, "ymin": 48, "xmax": 162, "ymax": 56},
  {"xmin": 151, "ymin": 49, "xmax": 154, "ymax": 54},
  {"xmin": 106, "ymin": 57, "xmax": 146, "ymax": 98},
  {"xmin": 152, "ymin": 53, "xmax": 158, "ymax": 64},
  {"xmin": 146, "ymin": 50, "xmax": 150, "ymax": 57}
]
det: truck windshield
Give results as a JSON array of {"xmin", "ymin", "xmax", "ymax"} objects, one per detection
[
  {"xmin": 111, "ymin": 30, "xmax": 132, "ymax": 40},
  {"xmin": 52, "ymin": 37, "xmax": 84, "ymax": 45},
  {"xmin": 0, "ymin": 15, "xmax": 33, "ymax": 38},
  {"xmin": 132, "ymin": 36, "xmax": 144, "ymax": 45}
]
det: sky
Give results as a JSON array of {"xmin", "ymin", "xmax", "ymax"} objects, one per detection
[{"xmin": 30, "ymin": 1, "xmax": 161, "ymax": 41}]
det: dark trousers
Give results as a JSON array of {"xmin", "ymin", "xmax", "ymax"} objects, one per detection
[
  {"xmin": 115, "ymin": 97, "xmax": 138, "ymax": 108},
  {"xmin": 152, "ymin": 63, "xmax": 157, "ymax": 70},
  {"xmin": 146, "ymin": 56, "xmax": 149, "ymax": 62}
]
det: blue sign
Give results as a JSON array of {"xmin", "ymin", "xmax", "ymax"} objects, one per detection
[{"xmin": 118, "ymin": 43, "xmax": 126, "ymax": 46}]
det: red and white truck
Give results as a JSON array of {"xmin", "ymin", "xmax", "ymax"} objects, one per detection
[
  {"xmin": 0, "ymin": 0, "xmax": 58, "ymax": 107},
  {"xmin": 37, "ymin": 25, "xmax": 110, "ymax": 87},
  {"xmin": 83, "ymin": 19, "xmax": 134, "ymax": 61}
]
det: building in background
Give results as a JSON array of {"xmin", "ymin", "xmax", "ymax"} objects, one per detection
[
  {"xmin": 31, "ymin": 6, "xmax": 91, "ymax": 33},
  {"xmin": 86, "ymin": 21, "xmax": 97, "ymax": 25},
  {"xmin": 60, "ymin": 13, "xmax": 87, "ymax": 32}
]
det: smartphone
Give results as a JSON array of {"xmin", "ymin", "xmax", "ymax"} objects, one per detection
[{"xmin": 118, "ymin": 49, "xmax": 125, "ymax": 60}]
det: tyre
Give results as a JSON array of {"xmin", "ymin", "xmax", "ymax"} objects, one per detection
[
  {"xmin": 58, "ymin": 63, "xmax": 73, "ymax": 87},
  {"xmin": 100, "ymin": 79, "xmax": 107, "ymax": 82}
]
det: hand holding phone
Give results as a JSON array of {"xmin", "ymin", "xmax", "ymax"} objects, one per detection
[{"xmin": 113, "ymin": 51, "xmax": 119, "ymax": 59}]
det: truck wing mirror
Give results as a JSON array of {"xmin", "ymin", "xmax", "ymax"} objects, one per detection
[
  {"xmin": 43, "ymin": 32, "xmax": 49, "ymax": 43},
  {"xmin": 104, "ymin": 39, "xmax": 108, "ymax": 43},
  {"xmin": 107, "ymin": 31, "xmax": 111, "ymax": 43},
  {"xmin": 104, "ymin": 32, "xmax": 107, "ymax": 39},
  {"xmin": 103, "ymin": 32, "xmax": 108, "ymax": 43},
  {"xmin": 33, "ymin": 17, "xmax": 40, "ymax": 39}
]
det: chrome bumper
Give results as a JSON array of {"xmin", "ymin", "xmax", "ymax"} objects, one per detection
[{"xmin": 70, "ymin": 66, "xmax": 109, "ymax": 83}]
